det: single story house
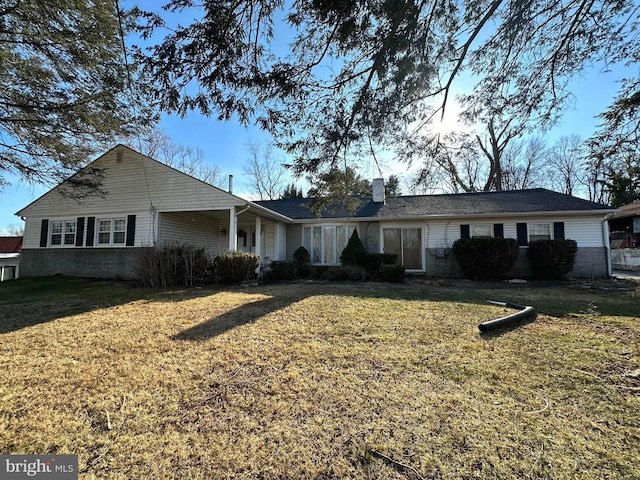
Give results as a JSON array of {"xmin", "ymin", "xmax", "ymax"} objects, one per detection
[
  {"xmin": 16, "ymin": 145, "xmax": 616, "ymax": 279},
  {"xmin": 0, "ymin": 236, "xmax": 23, "ymax": 281}
]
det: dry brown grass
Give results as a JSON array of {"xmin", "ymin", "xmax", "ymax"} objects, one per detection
[{"xmin": 1, "ymin": 277, "xmax": 639, "ymax": 479}]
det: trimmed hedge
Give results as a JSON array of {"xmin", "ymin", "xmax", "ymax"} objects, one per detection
[
  {"xmin": 268, "ymin": 261, "xmax": 298, "ymax": 281},
  {"xmin": 322, "ymin": 265, "xmax": 368, "ymax": 282},
  {"xmin": 214, "ymin": 251, "xmax": 260, "ymax": 284},
  {"xmin": 360, "ymin": 253, "xmax": 400, "ymax": 279},
  {"xmin": 381, "ymin": 264, "xmax": 405, "ymax": 282},
  {"xmin": 452, "ymin": 237, "xmax": 519, "ymax": 280},
  {"xmin": 528, "ymin": 239, "xmax": 578, "ymax": 279}
]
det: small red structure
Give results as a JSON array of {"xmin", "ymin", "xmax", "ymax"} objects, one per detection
[{"xmin": 0, "ymin": 236, "xmax": 22, "ymax": 281}]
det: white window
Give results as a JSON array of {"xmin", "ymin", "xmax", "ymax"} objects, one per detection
[
  {"xmin": 303, "ymin": 225, "xmax": 355, "ymax": 264},
  {"xmin": 529, "ymin": 223, "xmax": 551, "ymax": 241},
  {"xmin": 50, "ymin": 220, "xmax": 76, "ymax": 246},
  {"xmin": 97, "ymin": 218, "xmax": 127, "ymax": 246},
  {"xmin": 471, "ymin": 224, "xmax": 492, "ymax": 238}
]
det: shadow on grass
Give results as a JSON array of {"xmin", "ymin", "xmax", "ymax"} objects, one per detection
[
  {"xmin": 2, "ymin": 276, "xmax": 637, "ymax": 338},
  {"xmin": 171, "ymin": 290, "xmax": 310, "ymax": 341},
  {"xmin": 0, "ymin": 275, "xmax": 220, "ymax": 335}
]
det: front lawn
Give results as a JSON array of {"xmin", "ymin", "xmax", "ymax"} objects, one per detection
[{"xmin": 1, "ymin": 277, "xmax": 638, "ymax": 479}]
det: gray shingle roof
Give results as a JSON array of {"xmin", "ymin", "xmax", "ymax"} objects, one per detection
[{"xmin": 254, "ymin": 189, "xmax": 612, "ymax": 221}]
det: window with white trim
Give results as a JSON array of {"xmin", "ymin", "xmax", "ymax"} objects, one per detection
[
  {"xmin": 529, "ymin": 223, "xmax": 551, "ymax": 241},
  {"xmin": 97, "ymin": 218, "xmax": 127, "ymax": 245},
  {"xmin": 303, "ymin": 225, "xmax": 355, "ymax": 264},
  {"xmin": 50, "ymin": 220, "xmax": 76, "ymax": 246},
  {"xmin": 471, "ymin": 224, "xmax": 492, "ymax": 238}
]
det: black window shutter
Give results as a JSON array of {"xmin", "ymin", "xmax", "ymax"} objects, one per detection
[
  {"xmin": 460, "ymin": 224, "xmax": 470, "ymax": 239},
  {"xmin": 39, "ymin": 219, "xmax": 49, "ymax": 247},
  {"xmin": 86, "ymin": 217, "xmax": 95, "ymax": 246},
  {"xmin": 75, "ymin": 217, "xmax": 85, "ymax": 246},
  {"xmin": 516, "ymin": 223, "xmax": 528, "ymax": 246},
  {"xmin": 553, "ymin": 222, "xmax": 565, "ymax": 240},
  {"xmin": 493, "ymin": 223, "xmax": 504, "ymax": 238},
  {"xmin": 126, "ymin": 215, "xmax": 136, "ymax": 246}
]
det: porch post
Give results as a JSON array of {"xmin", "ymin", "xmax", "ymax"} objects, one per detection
[
  {"xmin": 255, "ymin": 216, "xmax": 262, "ymax": 273},
  {"xmin": 228, "ymin": 207, "xmax": 237, "ymax": 251}
]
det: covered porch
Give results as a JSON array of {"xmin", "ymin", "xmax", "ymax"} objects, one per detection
[{"xmin": 155, "ymin": 204, "xmax": 288, "ymax": 268}]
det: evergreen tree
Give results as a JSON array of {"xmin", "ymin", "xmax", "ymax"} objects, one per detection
[{"xmin": 1, "ymin": 1, "xmax": 152, "ymax": 193}]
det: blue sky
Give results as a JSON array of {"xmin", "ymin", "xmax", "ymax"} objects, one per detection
[{"xmin": 0, "ymin": 5, "xmax": 630, "ymax": 233}]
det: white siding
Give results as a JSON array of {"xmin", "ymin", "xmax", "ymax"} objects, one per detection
[
  {"xmin": 18, "ymin": 146, "xmax": 249, "ymax": 249},
  {"xmin": 422, "ymin": 216, "xmax": 606, "ymax": 248},
  {"xmin": 277, "ymin": 223, "xmax": 287, "ymax": 261},
  {"xmin": 158, "ymin": 212, "xmax": 228, "ymax": 257},
  {"xmin": 264, "ymin": 223, "xmax": 276, "ymax": 261}
]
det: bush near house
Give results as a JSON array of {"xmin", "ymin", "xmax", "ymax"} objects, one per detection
[
  {"xmin": 361, "ymin": 253, "xmax": 400, "ymax": 280},
  {"xmin": 293, "ymin": 246, "xmax": 311, "ymax": 264},
  {"xmin": 136, "ymin": 242, "xmax": 211, "ymax": 287},
  {"xmin": 214, "ymin": 251, "xmax": 260, "ymax": 284},
  {"xmin": 340, "ymin": 230, "xmax": 367, "ymax": 266},
  {"xmin": 380, "ymin": 264, "xmax": 405, "ymax": 282},
  {"xmin": 268, "ymin": 261, "xmax": 298, "ymax": 281},
  {"xmin": 322, "ymin": 265, "xmax": 368, "ymax": 282},
  {"xmin": 453, "ymin": 238, "xmax": 519, "ymax": 280},
  {"xmin": 528, "ymin": 239, "xmax": 578, "ymax": 279}
]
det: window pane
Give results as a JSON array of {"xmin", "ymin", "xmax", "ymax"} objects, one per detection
[
  {"xmin": 402, "ymin": 228, "xmax": 422, "ymax": 269},
  {"xmin": 323, "ymin": 227, "xmax": 335, "ymax": 264},
  {"xmin": 312, "ymin": 227, "xmax": 322, "ymax": 263},
  {"xmin": 51, "ymin": 234, "xmax": 62, "ymax": 246},
  {"xmin": 383, "ymin": 228, "xmax": 401, "ymax": 264},
  {"xmin": 98, "ymin": 233, "xmax": 110, "ymax": 244},
  {"xmin": 99, "ymin": 220, "xmax": 111, "ymax": 232},
  {"xmin": 114, "ymin": 219, "xmax": 126, "ymax": 232},
  {"xmin": 471, "ymin": 224, "xmax": 491, "ymax": 238},
  {"xmin": 530, "ymin": 223, "xmax": 551, "ymax": 241},
  {"xmin": 64, "ymin": 221, "xmax": 76, "ymax": 245},
  {"xmin": 303, "ymin": 227, "xmax": 311, "ymax": 254},
  {"xmin": 51, "ymin": 221, "xmax": 63, "ymax": 234},
  {"xmin": 113, "ymin": 232, "xmax": 125, "ymax": 244}
]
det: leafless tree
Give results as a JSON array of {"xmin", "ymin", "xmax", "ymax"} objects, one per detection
[
  {"xmin": 126, "ymin": 128, "xmax": 225, "ymax": 187},
  {"xmin": 1, "ymin": 223, "xmax": 24, "ymax": 236},
  {"xmin": 545, "ymin": 134, "xmax": 586, "ymax": 196},
  {"xmin": 243, "ymin": 140, "xmax": 289, "ymax": 200},
  {"xmin": 502, "ymin": 136, "xmax": 548, "ymax": 190}
]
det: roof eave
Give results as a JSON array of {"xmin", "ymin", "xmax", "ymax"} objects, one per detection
[{"xmin": 285, "ymin": 208, "xmax": 617, "ymax": 222}]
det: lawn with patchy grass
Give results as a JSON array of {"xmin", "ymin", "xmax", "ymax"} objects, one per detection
[{"xmin": 1, "ymin": 276, "xmax": 639, "ymax": 479}]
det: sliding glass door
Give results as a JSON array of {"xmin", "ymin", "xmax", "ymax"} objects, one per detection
[{"xmin": 383, "ymin": 228, "xmax": 423, "ymax": 270}]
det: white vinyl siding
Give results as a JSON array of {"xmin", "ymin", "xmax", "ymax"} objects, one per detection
[
  {"xmin": 158, "ymin": 211, "xmax": 224, "ymax": 256},
  {"xmin": 19, "ymin": 147, "xmax": 249, "ymax": 249}
]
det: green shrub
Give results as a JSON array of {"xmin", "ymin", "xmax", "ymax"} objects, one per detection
[
  {"xmin": 297, "ymin": 264, "xmax": 313, "ymax": 279},
  {"xmin": 322, "ymin": 265, "xmax": 368, "ymax": 282},
  {"xmin": 293, "ymin": 246, "xmax": 311, "ymax": 264},
  {"xmin": 452, "ymin": 238, "xmax": 519, "ymax": 280},
  {"xmin": 361, "ymin": 253, "xmax": 385, "ymax": 279},
  {"xmin": 528, "ymin": 239, "xmax": 578, "ymax": 279},
  {"xmin": 340, "ymin": 229, "xmax": 367, "ymax": 266},
  {"xmin": 213, "ymin": 251, "xmax": 260, "ymax": 284},
  {"xmin": 381, "ymin": 253, "xmax": 399, "ymax": 265},
  {"xmin": 135, "ymin": 242, "xmax": 211, "ymax": 287},
  {"xmin": 269, "ymin": 261, "xmax": 298, "ymax": 281},
  {"xmin": 380, "ymin": 264, "xmax": 405, "ymax": 282}
]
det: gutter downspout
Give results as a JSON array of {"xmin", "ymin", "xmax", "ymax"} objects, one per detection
[{"xmin": 602, "ymin": 213, "xmax": 613, "ymax": 278}]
